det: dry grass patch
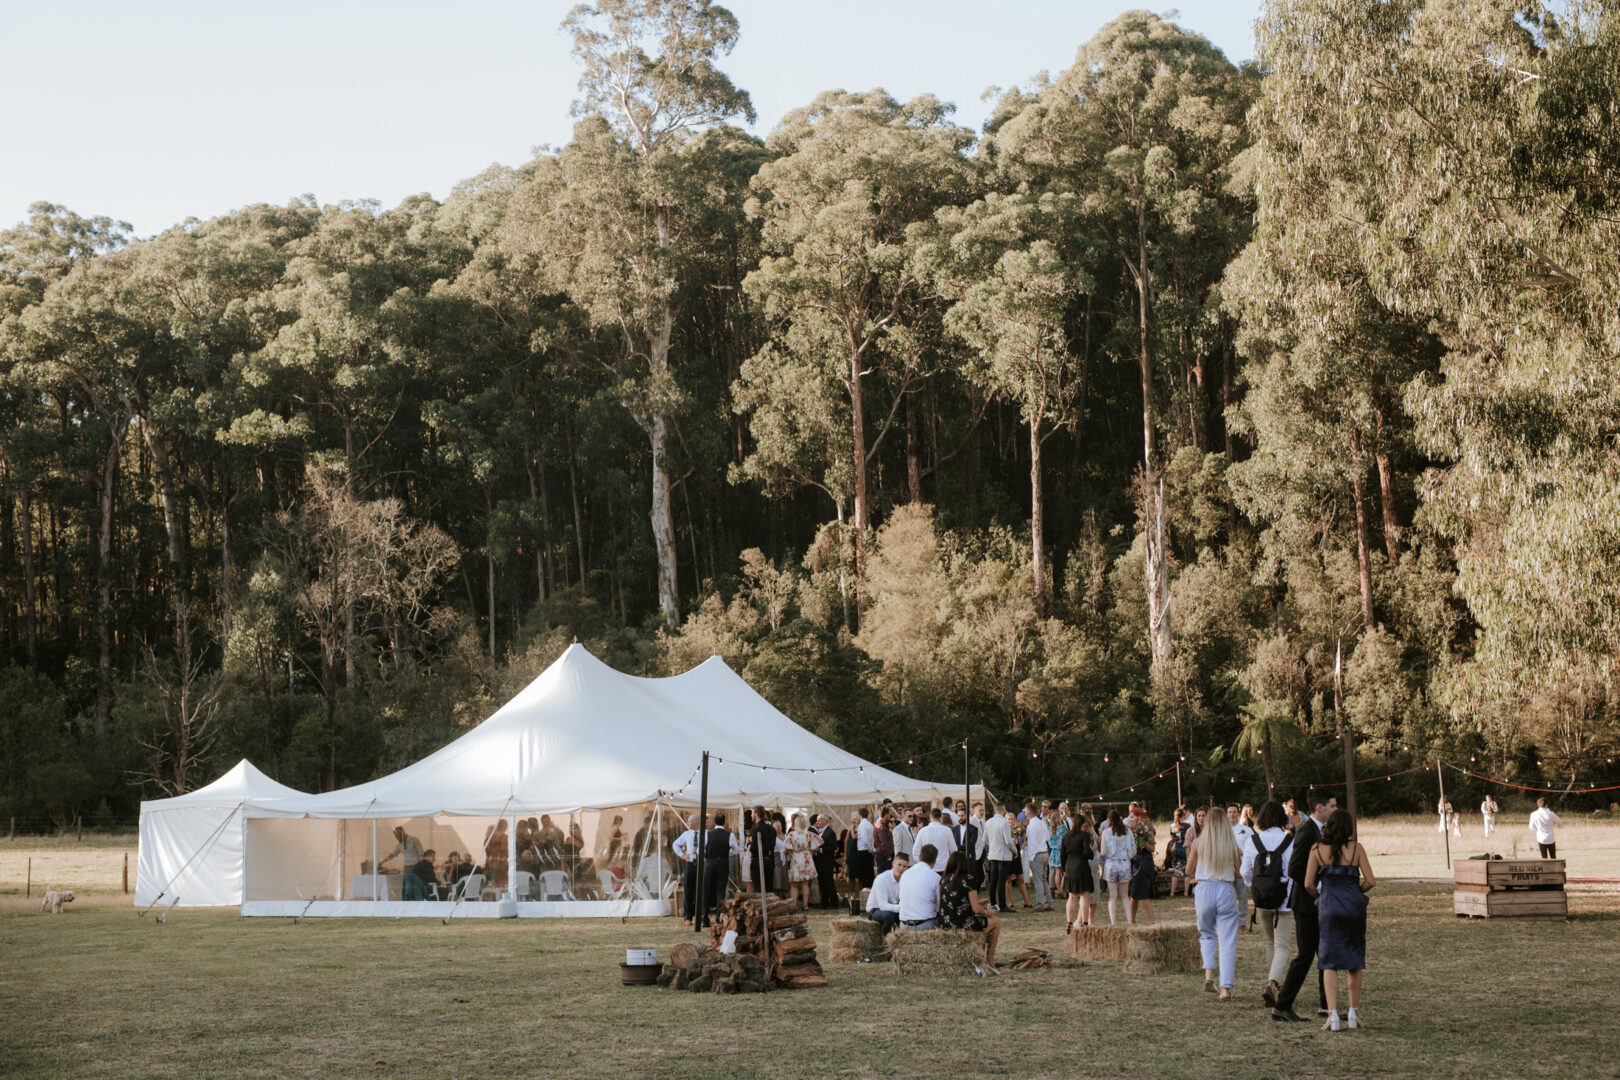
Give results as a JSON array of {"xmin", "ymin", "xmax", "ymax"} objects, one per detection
[{"xmin": 2, "ymin": 879, "xmax": 1618, "ymax": 1080}]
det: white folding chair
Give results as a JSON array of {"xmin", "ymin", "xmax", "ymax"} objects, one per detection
[
  {"xmin": 597, "ymin": 868, "xmax": 628, "ymax": 900},
  {"xmin": 537, "ymin": 870, "xmax": 575, "ymax": 901},
  {"xmin": 511, "ymin": 870, "xmax": 536, "ymax": 901},
  {"xmin": 454, "ymin": 873, "xmax": 487, "ymax": 901}
]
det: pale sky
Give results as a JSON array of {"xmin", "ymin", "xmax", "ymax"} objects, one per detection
[{"xmin": 2, "ymin": 1, "xmax": 1260, "ymax": 238}]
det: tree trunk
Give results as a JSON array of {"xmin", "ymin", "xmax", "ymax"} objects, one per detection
[
  {"xmin": 487, "ymin": 489, "xmax": 498, "ymax": 662},
  {"xmin": 139, "ymin": 421, "xmax": 192, "ymax": 685},
  {"xmin": 848, "ymin": 346, "xmax": 869, "ymax": 627},
  {"xmin": 1137, "ymin": 202, "xmax": 1171, "ymax": 679},
  {"xmin": 96, "ymin": 417, "xmax": 127, "ymax": 741},
  {"xmin": 905, "ymin": 388, "xmax": 923, "ymax": 504},
  {"xmin": 528, "ymin": 458, "xmax": 552, "ymax": 601},
  {"xmin": 1375, "ymin": 447, "xmax": 1400, "ymax": 566},
  {"xmin": 1029, "ymin": 414, "xmax": 1046, "ymax": 602},
  {"xmin": 220, "ymin": 479, "xmax": 233, "ymax": 645},
  {"xmin": 567, "ymin": 427, "xmax": 587, "ymax": 586},
  {"xmin": 649, "ymin": 411, "xmax": 680, "ymax": 631},
  {"xmin": 19, "ymin": 481, "xmax": 37, "ymax": 674},
  {"xmin": 1349, "ymin": 429, "xmax": 1376, "ymax": 627}
]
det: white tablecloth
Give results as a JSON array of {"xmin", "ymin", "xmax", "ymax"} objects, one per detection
[{"xmin": 348, "ymin": 874, "xmax": 403, "ymax": 900}]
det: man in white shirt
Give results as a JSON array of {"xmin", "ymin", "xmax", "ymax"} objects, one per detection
[
  {"xmin": 672, "ymin": 814, "xmax": 701, "ymax": 923},
  {"xmin": 1529, "ymin": 798, "xmax": 1562, "ymax": 858},
  {"xmin": 897, "ymin": 845, "xmax": 942, "ymax": 929},
  {"xmin": 854, "ymin": 807, "xmax": 876, "ymax": 887},
  {"xmin": 912, "ymin": 808, "xmax": 957, "ymax": 872},
  {"xmin": 1481, "ymin": 795, "xmax": 1499, "ymax": 838},
  {"xmin": 1024, "ymin": 809, "xmax": 1053, "ymax": 911},
  {"xmin": 1228, "ymin": 805, "xmax": 1255, "ymax": 927},
  {"xmin": 984, "ymin": 804, "xmax": 1017, "ymax": 911},
  {"xmin": 865, "ymin": 853, "xmax": 908, "ymax": 934}
]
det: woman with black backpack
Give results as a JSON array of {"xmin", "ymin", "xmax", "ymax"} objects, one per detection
[{"xmin": 1242, "ymin": 800, "xmax": 1295, "ymax": 1008}]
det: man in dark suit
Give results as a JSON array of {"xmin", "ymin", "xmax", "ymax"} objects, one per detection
[
  {"xmin": 951, "ymin": 816, "xmax": 983, "ymax": 888},
  {"xmin": 813, "ymin": 814, "xmax": 839, "ymax": 908},
  {"xmin": 1272, "ymin": 789, "xmax": 1336, "ymax": 1022}
]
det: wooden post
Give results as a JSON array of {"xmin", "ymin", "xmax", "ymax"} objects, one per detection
[
  {"xmin": 76, "ymin": 814, "xmax": 82, "ymax": 843},
  {"xmin": 8, "ymin": 815, "xmax": 13, "ymax": 839},
  {"xmin": 26, "ymin": 856, "xmax": 31, "ymax": 897},
  {"xmin": 123, "ymin": 852, "xmax": 129, "ymax": 894}
]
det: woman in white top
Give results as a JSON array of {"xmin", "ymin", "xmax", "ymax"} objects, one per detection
[
  {"xmin": 1187, "ymin": 806, "xmax": 1242, "ymax": 999},
  {"xmin": 1100, "ymin": 810, "xmax": 1137, "ymax": 926},
  {"xmin": 1241, "ymin": 800, "xmax": 1295, "ymax": 1006}
]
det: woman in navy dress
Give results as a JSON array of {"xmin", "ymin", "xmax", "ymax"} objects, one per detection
[{"xmin": 1305, "ymin": 808, "xmax": 1377, "ymax": 1031}]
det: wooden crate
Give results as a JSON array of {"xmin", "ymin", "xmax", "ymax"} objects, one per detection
[
  {"xmin": 1453, "ymin": 888, "xmax": 1568, "ymax": 920},
  {"xmin": 1454, "ymin": 859, "xmax": 1565, "ymax": 890}
]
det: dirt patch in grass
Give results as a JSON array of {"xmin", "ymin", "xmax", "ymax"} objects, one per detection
[{"xmin": 2, "ymin": 879, "xmax": 1617, "ymax": 1079}]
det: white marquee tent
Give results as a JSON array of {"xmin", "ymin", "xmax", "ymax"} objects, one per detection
[
  {"xmin": 148, "ymin": 644, "xmax": 972, "ymax": 918},
  {"xmin": 135, "ymin": 759, "xmax": 308, "ymax": 909}
]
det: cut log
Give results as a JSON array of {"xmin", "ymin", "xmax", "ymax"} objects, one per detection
[
  {"xmin": 776, "ymin": 949, "xmax": 818, "ymax": 967},
  {"xmin": 772, "ymin": 935, "xmax": 818, "ymax": 957},
  {"xmin": 767, "ymin": 912, "xmax": 808, "ymax": 930},
  {"xmin": 669, "ymin": 942, "xmax": 708, "ymax": 968},
  {"xmin": 772, "ymin": 923, "xmax": 809, "ymax": 941}
]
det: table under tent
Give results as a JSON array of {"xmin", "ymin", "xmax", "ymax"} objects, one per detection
[{"xmin": 168, "ymin": 644, "xmax": 969, "ymax": 918}]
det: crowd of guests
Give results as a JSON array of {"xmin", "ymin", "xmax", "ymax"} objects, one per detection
[{"xmin": 666, "ymin": 792, "xmax": 1377, "ymax": 1030}]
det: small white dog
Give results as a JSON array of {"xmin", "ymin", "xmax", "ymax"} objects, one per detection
[{"xmin": 40, "ymin": 887, "xmax": 75, "ymax": 914}]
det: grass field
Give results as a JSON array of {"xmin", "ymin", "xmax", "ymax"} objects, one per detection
[{"xmin": 3, "ymin": 824, "xmax": 1620, "ymax": 1079}]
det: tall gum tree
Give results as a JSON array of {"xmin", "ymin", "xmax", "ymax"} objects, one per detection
[
  {"xmin": 740, "ymin": 90, "xmax": 975, "ymax": 623},
  {"xmin": 986, "ymin": 12, "xmax": 1252, "ymax": 728},
  {"xmin": 560, "ymin": 0, "xmax": 754, "ymax": 632},
  {"xmin": 915, "ymin": 188, "xmax": 1094, "ymax": 603}
]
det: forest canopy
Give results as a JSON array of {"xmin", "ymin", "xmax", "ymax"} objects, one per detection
[{"xmin": 2, "ymin": 0, "xmax": 1617, "ymax": 828}]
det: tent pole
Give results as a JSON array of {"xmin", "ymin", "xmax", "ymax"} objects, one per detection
[
  {"xmin": 371, "ymin": 819, "xmax": 378, "ymax": 901},
  {"xmin": 655, "ymin": 801, "xmax": 664, "ymax": 910},
  {"xmin": 695, "ymin": 751, "xmax": 710, "ymax": 931},
  {"xmin": 508, "ymin": 812, "xmax": 518, "ymax": 901}
]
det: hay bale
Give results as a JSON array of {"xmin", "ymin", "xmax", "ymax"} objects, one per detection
[
  {"xmin": 828, "ymin": 917, "xmax": 886, "ymax": 963},
  {"xmin": 1067, "ymin": 924, "xmax": 1130, "ymax": 960},
  {"xmin": 888, "ymin": 928, "xmax": 987, "ymax": 975},
  {"xmin": 1123, "ymin": 921, "xmax": 1200, "ymax": 974}
]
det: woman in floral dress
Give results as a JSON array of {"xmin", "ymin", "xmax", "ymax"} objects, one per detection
[{"xmin": 783, "ymin": 813, "xmax": 823, "ymax": 908}]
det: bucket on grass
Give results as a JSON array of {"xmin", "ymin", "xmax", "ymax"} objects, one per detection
[{"xmin": 626, "ymin": 946, "xmax": 657, "ymax": 965}]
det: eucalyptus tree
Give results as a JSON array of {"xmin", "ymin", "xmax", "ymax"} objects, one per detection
[
  {"xmin": 7, "ymin": 247, "xmax": 154, "ymax": 740},
  {"xmin": 1249, "ymin": 0, "xmax": 1620, "ymax": 700},
  {"xmin": 916, "ymin": 188, "xmax": 1093, "ymax": 601},
  {"xmin": 740, "ymin": 90, "xmax": 976, "ymax": 618},
  {"xmin": 0, "ymin": 205, "xmax": 128, "ymax": 677},
  {"xmin": 556, "ymin": 0, "xmax": 755, "ymax": 631},
  {"xmin": 986, "ymin": 12, "xmax": 1253, "ymax": 702}
]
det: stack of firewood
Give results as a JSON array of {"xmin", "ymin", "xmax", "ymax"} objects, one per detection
[{"xmin": 709, "ymin": 892, "xmax": 827, "ymax": 989}]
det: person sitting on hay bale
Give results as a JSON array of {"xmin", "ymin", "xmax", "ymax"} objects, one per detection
[
  {"xmin": 939, "ymin": 851, "xmax": 1001, "ymax": 975},
  {"xmin": 898, "ymin": 844, "xmax": 943, "ymax": 929},
  {"xmin": 866, "ymin": 853, "xmax": 908, "ymax": 934}
]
